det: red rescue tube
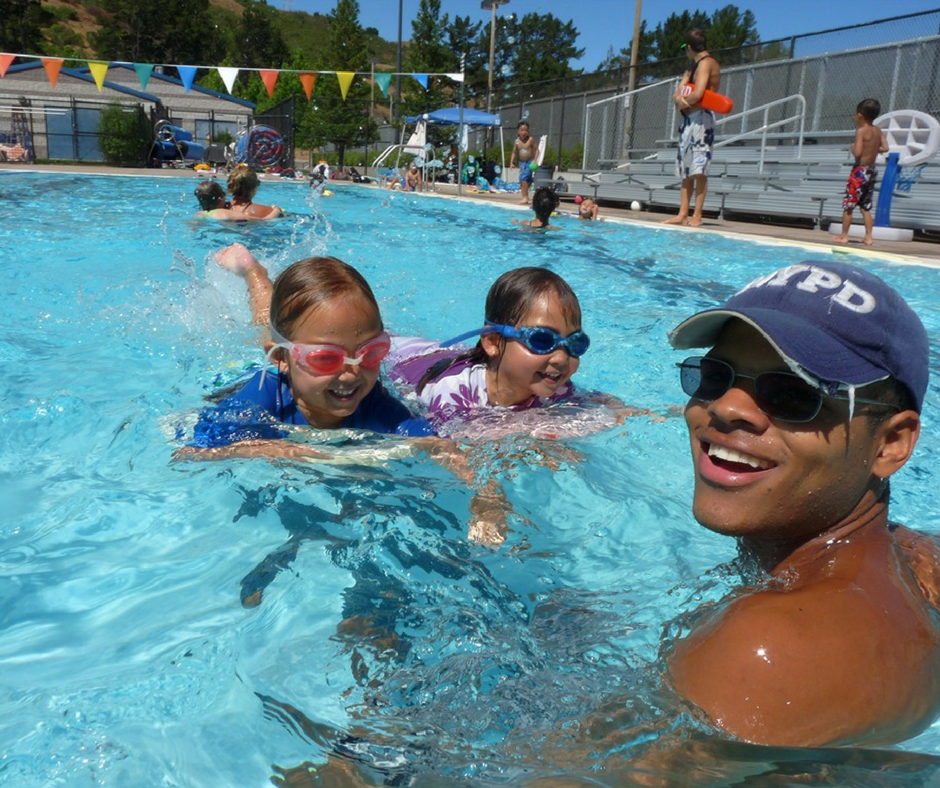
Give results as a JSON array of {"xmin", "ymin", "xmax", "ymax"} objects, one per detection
[{"xmin": 683, "ymin": 83, "xmax": 734, "ymax": 114}]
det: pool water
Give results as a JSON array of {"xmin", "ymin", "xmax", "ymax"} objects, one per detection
[{"xmin": 3, "ymin": 172, "xmax": 940, "ymax": 787}]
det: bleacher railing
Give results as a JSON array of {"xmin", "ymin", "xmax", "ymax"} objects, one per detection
[{"xmin": 712, "ymin": 94, "xmax": 807, "ymax": 172}]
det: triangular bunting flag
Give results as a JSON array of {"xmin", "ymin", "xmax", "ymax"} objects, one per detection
[
  {"xmin": 260, "ymin": 69, "xmax": 279, "ymax": 98},
  {"xmin": 298, "ymin": 72, "xmax": 316, "ymax": 101},
  {"xmin": 177, "ymin": 65, "xmax": 197, "ymax": 92},
  {"xmin": 336, "ymin": 71, "xmax": 355, "ymax": 100},
  {"xmin": 89, "ymin": 61, "xmax": 109, "ymax": 91},
  {"xmin": 134, "ymin": 63, "xmax": 153, "ymax": 90},
  {"xmin": 0, "ymin": 53, "xmax": 14, "ymax": 78},
  {"xmin": 411, "ymin": 73, "xmax": 429, "ymax": 90},
  {"xmin": 42, "ymin": 58, "xmax": 63, "ymax": 89},
  {"xmin": 446, "ymin": 73, "xmax": 465, "ymax": 83},
  {"xmin": 374, "ymin": 72, "xmax": 391, "ymax": 96},
  {"xmin": 217, "ymin": 66, "xmax": 239, "ymax": 94}
]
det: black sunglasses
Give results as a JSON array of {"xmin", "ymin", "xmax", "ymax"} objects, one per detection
[{"xmin": 678, "ymin": 356, "xmax": 898, "ymax": 423}]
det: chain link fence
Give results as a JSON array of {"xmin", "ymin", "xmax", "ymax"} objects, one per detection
[{"xmin": 493, "ymin": 9, "xmax": 940, "ymax": 170}]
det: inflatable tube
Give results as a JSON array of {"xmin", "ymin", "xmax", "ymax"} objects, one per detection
[
  {"xmin": 684, "ymin": 83, "xmax": 734, "ymax": 114},
  {"xmin": 152, "ymin": 140, "xmax": 178, "ymax": 159},
  {"xmin": 157, "ymin": 123, "xmax": 193, "ymax": 143},
  {"xmin": 235, "ymin": 126, "xmax": 284, "ymax": 168},
  {"xmin": 178, "ymin": 141, "xmax": 206, "ymax": 161}
]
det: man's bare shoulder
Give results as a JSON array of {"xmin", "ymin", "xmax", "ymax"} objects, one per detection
[
  {"xmin": 669, "ymin": 571, "xmax": 940, "ymax": 746},
  {"xmin": 893, "ymin": 524, "xmax": 940, "ymax": 610}
]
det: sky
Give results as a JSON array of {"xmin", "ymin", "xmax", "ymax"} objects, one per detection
[{"xmin": 274, "ymin": 1, "xmax": 938, "ymax": 70}]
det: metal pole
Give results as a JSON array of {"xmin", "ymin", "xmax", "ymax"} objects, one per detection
[
  {"xmin": 628, "ymin": 0, "xmax": 642, "ymax": 95},
  {"xmin": 487, "ymin": 3, "xmax": 496, "ymax": 115},
  {"xmin": 624, "ymin": 0, "xmax": 642, "ymax": 158},
  {"xmin": 458, "ymin": 54, "xmax": 465, "ymax": 197},
  {"xmin": 395, "ymin": 0, "xmax": 403, "ymax": 141}
]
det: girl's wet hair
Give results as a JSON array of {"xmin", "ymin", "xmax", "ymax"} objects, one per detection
[
  {"xmin": 194, "ymin": 180, "xmax": 225, "ymax": 211},
  {"xmin": 532, "ymin": 186, "xmax": 560, "ymax": 224},
  {"xmin": 227, "ymin": 163, "xmax": 259, "ymax": 201},
  {"xmin": 417, "ymin": 266, "xmax": 581, "ymax": 393},
  {"xmin": 270, "ymin": 257, "xmax": 382, "ymax": 340}
]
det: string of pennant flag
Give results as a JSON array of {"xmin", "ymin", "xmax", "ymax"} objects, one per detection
[{"xmin": 0, "ymin": 52, "xmax": 464, "ymax": 101}]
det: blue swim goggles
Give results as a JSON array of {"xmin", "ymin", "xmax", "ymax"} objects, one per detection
[{"xmin": 440, "ymin": 323, "xmax": 591, "ymax": 357}]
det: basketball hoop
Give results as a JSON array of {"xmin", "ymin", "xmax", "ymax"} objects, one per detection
[{"xmin": 895, "ymin": 163, "xmax": 926, "ymax": 193}]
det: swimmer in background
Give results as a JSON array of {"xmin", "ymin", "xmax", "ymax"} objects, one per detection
[
  {"xmin": 193, "ymin": 180, "xmax": 255, "ymax": 221},
  {"xmin": 227, "ymin": 163, "xmax": 283, "ymax": 219},
  {"xmin": 510, "ymin": 120, "xmax": 538, "ymax": 205},
  {"xmin": 513, "ymin": 186, "xmax": 561, "ymax": 230},
  {"xmin": 831, "ymin": 98, "xmax": 889, "ymax": 246},
  {"xmin": 575, "ymin": 195, "xmax": 601, "ymax": 220}
]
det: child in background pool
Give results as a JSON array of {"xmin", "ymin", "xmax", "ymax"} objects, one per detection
[
  {"xmin": 575, "ymin": 195, "xmax": 601, "ymax": 220},
  {"xmin": 227, "ymin": 163, "xmax": 283, "ymax": 219},
  {"xmin": 513, "ymin": 187, "xmax": 561, "ymax": 230},
  {"xmin": 182, "ymin": 245, "xmax": 432, "ymax": 459},
  {"xmin": 193, "ymin": 180, "xmax": 251, "ymax": 221}
]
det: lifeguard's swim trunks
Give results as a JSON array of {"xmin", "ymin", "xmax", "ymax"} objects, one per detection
[
  {"xmin": 675, "ymin": 109, "xmax": 715, "ymax": 179},
  {"xmin": 842, "ymin": 164, "xmax": 877, "ymax": 212}
]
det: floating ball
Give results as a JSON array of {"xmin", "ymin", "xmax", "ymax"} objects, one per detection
[{"xmin": 574, "ymin": 195, "xmax": 584, "ymax": 204}]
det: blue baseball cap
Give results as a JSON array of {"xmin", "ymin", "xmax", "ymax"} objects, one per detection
[{"xmin": 668, "ymin": 261, "xmax": 929, "ymax": 412}]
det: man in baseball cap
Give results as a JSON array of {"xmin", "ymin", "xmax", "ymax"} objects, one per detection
[{"xmin": 666, "ymin": 260, "xmax": 940, "ymax": 747}]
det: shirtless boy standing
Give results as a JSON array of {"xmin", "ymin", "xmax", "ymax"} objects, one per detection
[
  {"xmin": 832, "ymin": 98, "xmax": 889, "ymax": 246},
  {"xmin": 510, "ymin": 121, "xmax": 538, "ymax": 205}
]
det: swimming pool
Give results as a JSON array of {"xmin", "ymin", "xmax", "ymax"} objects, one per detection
[{"xmin": 3, "ymin": 171, "xmax": 940, "ymax": 787}]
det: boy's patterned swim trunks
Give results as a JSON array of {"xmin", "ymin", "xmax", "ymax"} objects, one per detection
[{"xmin": 842, "ymin": 164, "xmax": 877, "ymax": 212}]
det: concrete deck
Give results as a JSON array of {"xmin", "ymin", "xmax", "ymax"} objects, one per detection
[{"xmin": 5, "ymin": 162, "xmax": 939, "ymax": 266}]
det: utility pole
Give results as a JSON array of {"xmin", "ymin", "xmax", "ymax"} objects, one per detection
[{"xmin": 481, "ymin": 0, "xmax": 509, "ymax": 151}]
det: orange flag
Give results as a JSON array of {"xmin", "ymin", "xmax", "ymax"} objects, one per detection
[
  {"xmin": 336, "ymin": 71, "xmax": 354, "ymax": 101},
  {"xmin": 42, "ymin": 57, "xmax": 64, "ymax": 89},
  {"xmin": 260, "ymin": 69, "xmax": 279, "ymax": 98},
  {"xmin": 0, "ymin": 53, "xmax": 14, "ymax": 78},
  {"xmin": 299, "ymin": 72, "xmax": 316, "ymax": 101}
]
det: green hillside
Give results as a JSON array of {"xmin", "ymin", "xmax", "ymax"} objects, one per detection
[{"xmin": 21, "ymin": 0, "xmax": 404, "ymax": 67}]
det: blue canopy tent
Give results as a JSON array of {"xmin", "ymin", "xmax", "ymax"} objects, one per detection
[
  {"xmin": 410, "ymin": 107, "xmax": 505, "ymax": 183},
  {"xmin": 370, "ymin": 106, "xmax": 505, "ymax": 192}
]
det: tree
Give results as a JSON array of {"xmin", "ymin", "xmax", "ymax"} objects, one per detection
[
  {"xmin": 90, "ymin": 0, "xmax": 225, "ymax": 65},
  {"xmin": 401, "ymin": 0, "xmax": 454, "ymax": 118},
  {"xmin": 98, "ymin": 103, "xmax": 151, "ymax": 166},
  {"xmin": 1, "ymin": 0, "xmax": 51, "ymax": 55},
  {"xmin": 598, "ymin": 20, "xmax": 655, "ymax": 71},
  {"xmin": 234, "ymin": 0, "xmax": 289, "ymax": 69},
  {"xmin": 651, "ymin": 10, "xmax": 710, "ymax": 62},
  {"xmin": 510, "ymin": 13, "xmax": 584, "ymax": 85},
  {"xmin": 446, "ymin": 15, "xmax": 485, "ymax": 101},
  {"xmin": 306, "ymin": 0, "xmax": 378, "ymax": 166}
]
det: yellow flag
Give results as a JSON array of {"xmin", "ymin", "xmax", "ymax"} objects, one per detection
[
  {"xmin": 89, "ymin": 61, "xmax": 109, "ymax": 91},
  {"xmin": 336, "ymin": 71, "xmax": 354, "ymax": 101}
]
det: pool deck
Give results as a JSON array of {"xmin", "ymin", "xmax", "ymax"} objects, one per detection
[{"xmin": 6, "ymin": 162, "xmax": 939, "ymax": 266}]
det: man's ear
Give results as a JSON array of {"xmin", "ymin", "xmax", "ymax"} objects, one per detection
[
  {"xmin": 872, "ymin": 410, "xmax": 920, "ymax": 479},
  {"xmin": 480, "ymin": 333, "xmax": 503, "ymax": 360}
]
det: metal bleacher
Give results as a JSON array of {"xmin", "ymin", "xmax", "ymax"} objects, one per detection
[{"xmin": 545, "ymin": 143, "xmax": 940, "ymax": 235}]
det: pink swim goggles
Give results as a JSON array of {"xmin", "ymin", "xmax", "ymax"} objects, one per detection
[{"xmin": 261, "ymin": 326, "xmax": 391, "ymax": 386}]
